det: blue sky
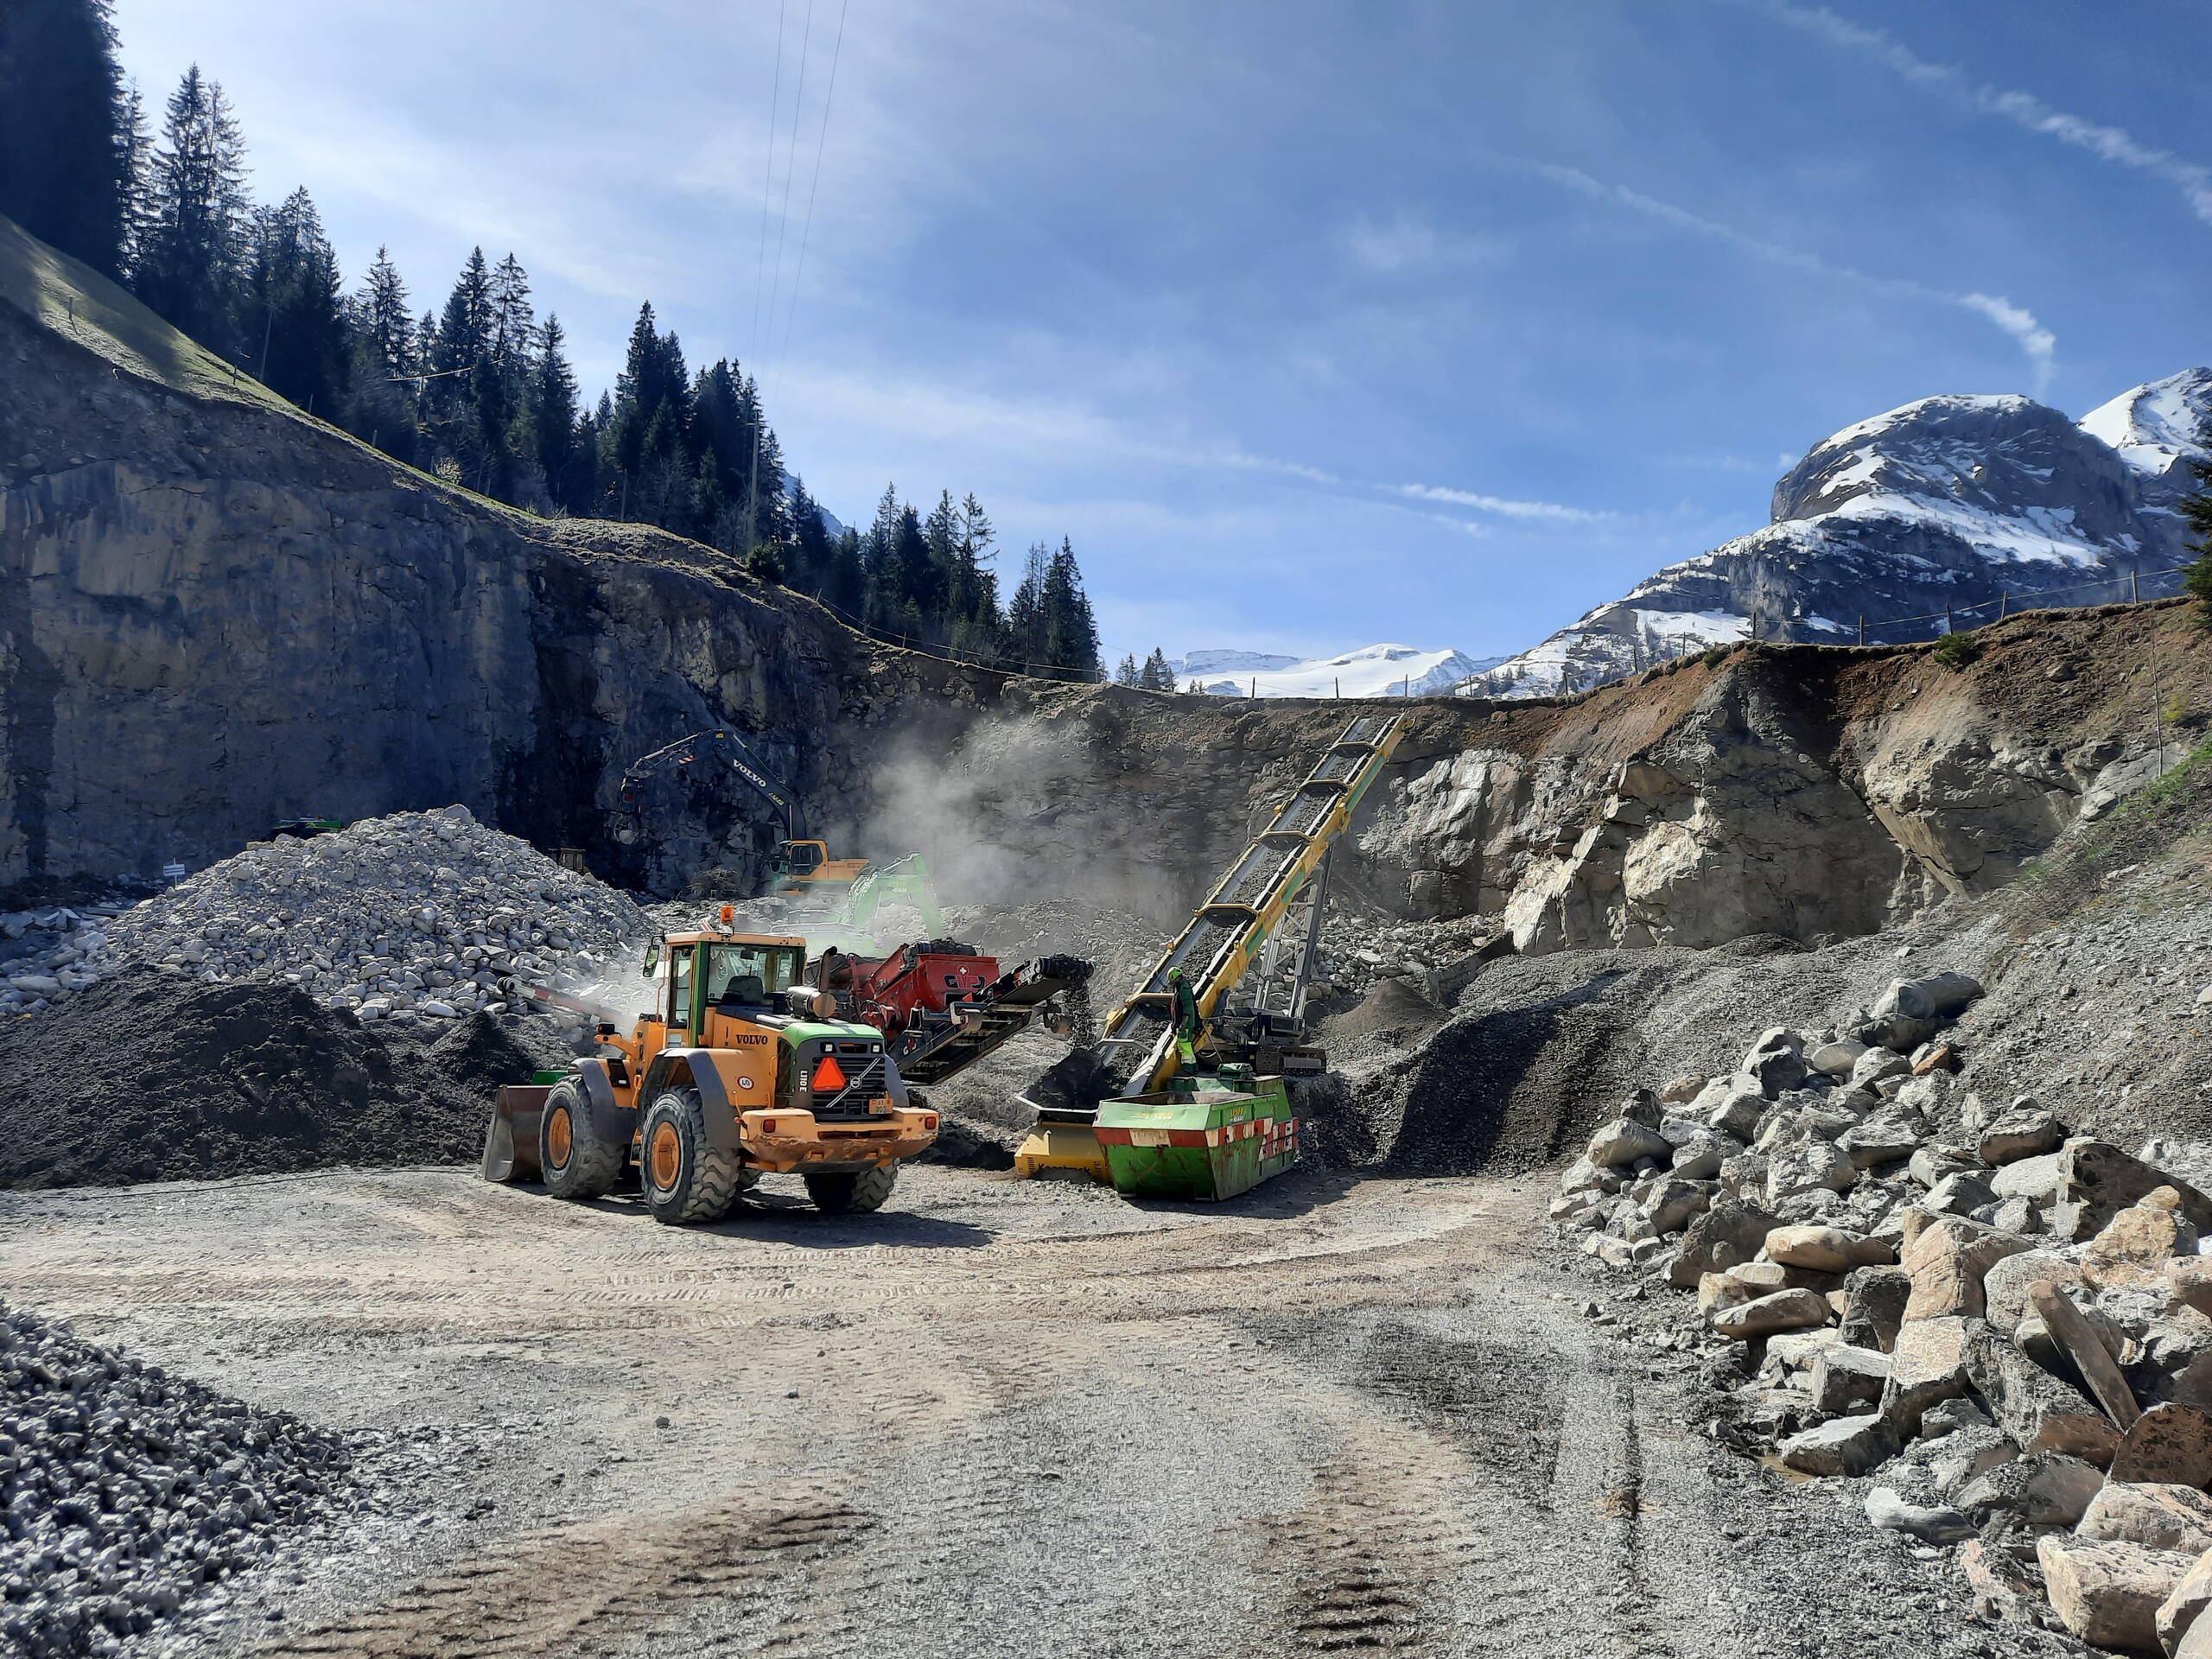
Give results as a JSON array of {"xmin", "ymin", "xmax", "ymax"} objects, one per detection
[{"xmin": 115, "ymin": 0, "xmax": 2212, "ymax": 666}]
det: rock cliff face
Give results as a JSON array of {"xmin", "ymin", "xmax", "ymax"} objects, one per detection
[
  {"xmin": 1471, "ymin": 372, "xmax": 2212, "ymax": 698},
  {"xmin": 3, "ymin": 213, "xmax": 2204, "ymax": 963}
]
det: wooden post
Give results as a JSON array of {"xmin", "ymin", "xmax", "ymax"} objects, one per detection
[
  {"xmin": 1334, "ymin": 677, "xmax": 1340, "ymax": 698},
  {"xmin": 1857, "ymin": 614, "xmax": 1865, "ymax": 646},
  {"xmin": 1250, "ymin": 677, "xmax": 1256, "ymax": 700},
  {"xmin": 2133, "ymin": 568, "xmax": 2141, "ymax": 602},
  {"xmin": 1944, "ymin": 606, "xmax": 1953, "ymax": 636},
  {"xmin": 1999, "ymin": 590, "xmax": 2007, "ymax": 619}
]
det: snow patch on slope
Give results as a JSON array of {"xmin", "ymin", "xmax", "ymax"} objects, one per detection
[{"xmin": 1176, "ymin": 644, "xmax": 1502, "ymax": 698}]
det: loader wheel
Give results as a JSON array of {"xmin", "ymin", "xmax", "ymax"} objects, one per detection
[
  {"xmin": 640, "ymin": 1089, "xmax": 743, "ymax": 1226},
  {"xmin": 540, "ymin": 1078, "xmax": 622, "ymax": 1199},
  {"xmin": 804, "ymin": 1164, "xmax": 898, "ymax": 1215}
]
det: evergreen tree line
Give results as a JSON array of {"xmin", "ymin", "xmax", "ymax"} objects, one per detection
[{"xmin": 0, "ymin": 1, "xmax": 1107, "ymax": 680}]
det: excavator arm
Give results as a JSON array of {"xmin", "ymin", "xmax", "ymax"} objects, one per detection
[{"xmin": 615, "ymin": 729, "xmax": 803, "ymax": 845}]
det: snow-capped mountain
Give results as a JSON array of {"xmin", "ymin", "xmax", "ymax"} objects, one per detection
[
  {"xmin": 1173, "ymin": 644, "xmax": 1504, "ymax": 698},
  {"xmin": 1465, "ymin": 368, "xmax": 2212, "ymax": 699}
]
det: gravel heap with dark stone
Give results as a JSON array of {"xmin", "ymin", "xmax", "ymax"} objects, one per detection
[
  {"xmin": 0, "ymin": 968, "xmax": 544, "ymax": 1189},
  {"xmin": 0, "ymin": 1301, "xmax": 354, "ymax": 1657}
]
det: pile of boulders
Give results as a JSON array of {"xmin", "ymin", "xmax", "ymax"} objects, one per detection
[
  {"xmin": 1314, "ymin": 910, "xmax": 1506, "ymax": 1000},
  {"xmin": 1554, "ymin": 970, "xmax": 2212, "ymax": 1651},
  {"xmin": 0, "ymin": 1300, "xmax": 355, "ymax": 1656},
  {"xmin": 0, "ymin": 808, "xmax": 652, "ymax": 1027}
]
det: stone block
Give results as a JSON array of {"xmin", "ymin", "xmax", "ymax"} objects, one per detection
[
  {"xmin": 2078, "ymin": 1482, "xmax": 2212, "ymax": 1555},
  {"xmin": 2111, "ymin": 1404, "xmax": 2212, "ymax": 1487},
  {"xmin": 1836, "ymin": 1114, "xmax": 1923, "ymax": 1170},
  {"xmin": 1955, "ymin": 1452, "xmax": 2104, "ymax": 1525},
  {"xmin": 1704, "ymin": 1084, "xmax": 1768, "ymax": 1142},
  {"xmin": 1838, "ymin": 1265, "xmax": 1912, "ymax": 1353},
  {"xmin": 1778, "ymin": 1411, "xmax": 1897, "ymax": 1477},
  {"xmin": 1587, "ymin": 1116, "xmax": 1669, "ymax": 1169},
  {"xmin": 2157, "ymin": 1548, "xmax": 2212, "ymax": 1656},
  {"xmin": 1879, "ymin": 1316, "xmax": 1974, "ymax": 1434},
  {"xmin": 1978, "ymin": 1109, "xmax": 2063, "ymax": 1166},
  {"xmin": 1962, "ymin": 1326, "xmax": 2123, "ymax": 1465},
  {"xmin": 1866, "ymin": 1487, "xmax": 1974, "ymax": 1542},
  {"xmin": 1764, "ymin": 1224, "xmax": 1895, "ymax": 1273},
  {"xmin": 1669, "ymin": 1199, "xmax": 1779, "ymax": 1288},
  {"xmin": 1807, "ymin": 1039, "xmax": 1866, "ymax": 1078},
  {"xmin": 1810, "ymin": 1344, "xmax": 1891, "ymax": 1415},
  {"xmin": 2086, "ymin": 1198, "xmax": 2203, "ymax": 1288},
  {"xmin": 1900, "ymin": 1218, "xmax": 2031, "ymax": 1322},
  {"xmin": 2036, "ymin": 1535, "xmax": 2197, "ymax": 1652},
  {"xmin": 1992, "ymin": 1151, "xmax": 2065, "ymax": 1203},
  {"xmin": 2063, "ymin": 1141, "xmax": 2212, "ymax": 1233},
  {"xmin": 1909, "ymin": 1144, "xmax": 1981, "ymax": 1189},
  {"xmin": 1711, "ymin": 1287, "xmax": 1831, "ymax": 1340},
  {"xmin": 1766, "ymin": 1140, "xmax": 1858, "ymax": 1205}
]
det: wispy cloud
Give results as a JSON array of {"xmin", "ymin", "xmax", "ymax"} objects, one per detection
[
  {"xmin": 1399, "ymin": 482, "xmax": 1611, "ymax": 522},
  {"xmin": 1530, "ymin": 162, "xmax": 2056, "ymax": 391},
  {"xmin": 1746, "ymin": 0, "xmax": 2212, "ymax": 226}
]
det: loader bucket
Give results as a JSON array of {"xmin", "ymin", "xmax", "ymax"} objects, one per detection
[
  {"xmin": 1012, "ymin": 1122, "xmax": 1113, "ymax": 1183},
  {"xmin": 482, "ymin": 1084, "xmax": 551, "ymax": 1184}
]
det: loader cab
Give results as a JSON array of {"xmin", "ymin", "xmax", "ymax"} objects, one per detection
[{"xmin": 658, "ymin": 932, "xmax": 811, "ymax": 1036}]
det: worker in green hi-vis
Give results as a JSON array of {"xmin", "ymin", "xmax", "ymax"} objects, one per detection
[{"xmin": 1167, "ymin": 965, "xmax": 1203, "ymax": 1066}]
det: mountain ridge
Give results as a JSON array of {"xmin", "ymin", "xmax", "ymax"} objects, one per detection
[{"xmin": 1465, "ymin": 368, "xmax": 2212, "ymax": 698}]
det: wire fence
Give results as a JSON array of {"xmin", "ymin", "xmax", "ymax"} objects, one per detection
[{"xmin": 796, "ymin": 589, "xmax": 1109, "ymax": 685}]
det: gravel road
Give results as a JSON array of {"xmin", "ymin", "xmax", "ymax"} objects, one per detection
[{"xmin": 0, "ymin": 1166, "xmax": 2075, "ymax": 1658}]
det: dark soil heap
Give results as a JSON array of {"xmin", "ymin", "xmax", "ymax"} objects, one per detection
[{"xmin": 0, "ymin": 968, "xmax": 542, "ymax": 1189}]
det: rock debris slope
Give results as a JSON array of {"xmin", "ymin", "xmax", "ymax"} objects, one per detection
[
  {"xmin": 1473, "ymin": 369, "xmax": 2212, "ymax": 696},
  {"xmin": 0, "ymin": 1300, "xmax": 355, "ymax": 1657}
]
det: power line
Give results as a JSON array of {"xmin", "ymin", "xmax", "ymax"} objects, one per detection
[
  {"xmin": 777, "ymin": 0, "xmax": 849, "ymax": 366},
  {"xmin": 748, "ymin": 0, "xmax": 790, "ymax": 360},
  {"xmin": 764, "ymin": 0, "xmax": 816, "ymax": 365}
]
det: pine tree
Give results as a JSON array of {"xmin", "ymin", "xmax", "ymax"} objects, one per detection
[
  {"xmin": 241, "ymin": 187, "xmax": 346, "ymax": 414},
  {"xmin": 1006, "ymin": 543, "xmax": 1051, "ymax": 670},
  {"xmin": 133, "ymin": 66, "xmax": 250, "ymax": 353},
  {"xmin": 1114, "ymin": 653, "xmax": 1141, "ymax": 687},
  {"xmin": 2180, "ymin": 461, "xmax": 2212, "ymax": 628},
  {"xmin": 0, "ymin": 0, "xmax": 132, "ymax": 276},
  {"xmin": 357, "ymin": 247, "xmax": 413, "ymax": 378},
  {"xmin": 1139, "ymin": 648, "xmax": 1174, "ymax": 691},
  {"xmin": 1041, "ymin": 537, "xmax": 1102, "ymax": 680},
  {"xmin": 531, "ymin": 315, "xmax": 588, "ymax": 512}
]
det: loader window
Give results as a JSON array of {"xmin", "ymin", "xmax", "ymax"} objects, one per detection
[
  {"xmin": 704, "ymin": 944, "xmax": 804, "ymax": 1008},
  {"xmin": 668, "ymin": 947, "xmax": 695, "ymax": 1030}
]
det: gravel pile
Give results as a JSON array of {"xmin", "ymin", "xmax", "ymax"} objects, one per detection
[
  {"xmin": 0, "ymin": 1300, "xmax": 354, "ymax": 1657},
  {"xmin": 0, "ymin": 969, "xmax": 539, "ymax": 1189},
  {"xmin": 1554, "ymin": 976, "xmax": 2212, "ymax": 1652},
  {"xmin": 1312, "ymin": 906, "xmax": 1506, "ymax": 1001},
  {"xmin": 2, "ymin": 808, "xmax": 652, "ymax": 1027}
]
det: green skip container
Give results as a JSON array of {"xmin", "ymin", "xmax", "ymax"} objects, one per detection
[{"xmin": 1091, "ymin": 1069, "xmax": 1299, "ymax": 1200}]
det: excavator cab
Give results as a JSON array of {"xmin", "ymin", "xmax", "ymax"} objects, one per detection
[{"xmin": 773, "ymin": 838, "xmax": 872, "ymax": 893}]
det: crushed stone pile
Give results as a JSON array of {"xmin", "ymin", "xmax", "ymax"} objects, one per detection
[
  {"xmin": 1, "ymin": 808, "xmax": 652, "ymax": 1029},
  {"xmin": 1312, "ymin": 906, "xmax": 1508, "ymax": 1001},
  {"xmin": 1554, "ymin": 975, "xmax": 2212, "ymax": 1651},
  {"xmin": 0, "ymin": 1300, "xmax": 355, "ymax": 1657},
  {"xmin": 0, "ymin": 969, "xmax": 539, "ymax": 1189}
]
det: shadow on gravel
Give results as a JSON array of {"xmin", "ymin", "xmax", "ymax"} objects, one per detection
[
  {"xmin": 1115, "ymin": 1164, "xmax": 1358, "ymax": 1222},
  {"xmin": 548, "ymin": 1188, "xmax": 999, "ymax": 1249}
]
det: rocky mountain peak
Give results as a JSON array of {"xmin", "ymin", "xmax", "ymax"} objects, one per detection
[{"xmin": 1466, "ymin": 368, "xmax": 2212, "ymax": 699}]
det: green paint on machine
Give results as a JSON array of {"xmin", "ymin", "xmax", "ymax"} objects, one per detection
[{"xmin": 1092, "ymin": 1068, "xmax": 1298, "ymax": 1200}]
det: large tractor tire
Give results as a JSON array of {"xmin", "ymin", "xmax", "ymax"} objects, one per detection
[
  {"xmin": 540, "ymin": 1077, "xmax": 623, "ymax": 1199},
  {"xmin": 640, "ymin": 1089, "xmax": 744, "ymax": 1226},
  {"xmin": 805, "ymin": 1164, "xmax": 898, "ymax": 1215}
]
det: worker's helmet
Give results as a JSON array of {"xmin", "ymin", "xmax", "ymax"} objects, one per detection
[{"xmin": 1166, "ymin": 966, "xmax": 1185, "ymax": 982}]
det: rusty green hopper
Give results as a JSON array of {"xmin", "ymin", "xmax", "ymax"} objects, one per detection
[{"xmin": 1091, "ymin": 1070, "xmax": 1296, "ymax": 1201}]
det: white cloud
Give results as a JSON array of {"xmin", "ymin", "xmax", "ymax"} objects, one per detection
[
  {"xmin": 1747, "ymin": 1, "xmax": 2212, "ymax": 226},
  {"xmin": 1398, "ymin": 482, "xmax": 1610, "ymax": 522},
  {"xmin": 1530, "ymin": 162, "xmax": 2056, "ymax": 391}
]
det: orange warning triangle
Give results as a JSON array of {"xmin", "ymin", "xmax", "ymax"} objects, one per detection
[{"xmin": 811, "ymin": 1057, "xmax": 848, "ymax": 1091}]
